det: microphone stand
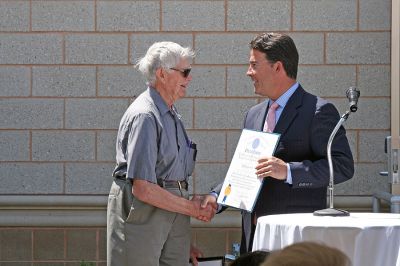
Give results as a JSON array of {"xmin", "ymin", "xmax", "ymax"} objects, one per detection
[{"xmin": 313, "ymin": 110, "xmax": 351, "ymax": 216}]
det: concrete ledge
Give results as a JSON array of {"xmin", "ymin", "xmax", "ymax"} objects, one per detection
[
  {"xmin": 0, "ymin": 195, "xmax": 107, "ymax": 207},
  {"xmin": 0, "ymin": 195, "xmax": 384, "ymax": 227},
  {"xmin": 0, "ymin": 210, "xmax": 106, "ymax": 227}
]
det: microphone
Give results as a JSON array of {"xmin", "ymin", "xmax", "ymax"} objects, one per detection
[{"xmin": 346, "ymin": 87, "xmax": 360, "ymax": 112}]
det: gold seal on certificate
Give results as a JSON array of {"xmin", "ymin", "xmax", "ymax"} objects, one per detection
[{"xmin": 217, "ymin": 129, "xmax": 280, "ymax": 212}]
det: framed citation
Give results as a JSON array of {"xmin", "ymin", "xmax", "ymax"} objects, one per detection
[{"xmin": 217, "ymin": 129, "xmax": 280, "ymax": 212}]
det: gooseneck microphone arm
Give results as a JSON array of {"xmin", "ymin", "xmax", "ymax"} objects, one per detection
[
  {"xmin": 327, "ymin": 111, "xmax": 350, "ymax": 209},
  {"xmin": 314, "ymin": 87, "xmax": 359, "ymax": 216}
]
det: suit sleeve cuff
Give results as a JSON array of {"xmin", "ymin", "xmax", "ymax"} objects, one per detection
[
  {"xmin": 285, "ymin": 163, "xmax": 293, "ymax": 185},
  {"xmin": 210, "ymin": 192, "xmax": 223, "ymax": 212}
]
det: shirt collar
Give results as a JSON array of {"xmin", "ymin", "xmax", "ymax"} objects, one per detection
[
  {"xmin": 269, "ymin": 82, "xmax": 299, "ymax": 108},
  {"xmin": 148, "ymin": 86, "xmax": 170, "ymax": 116}
]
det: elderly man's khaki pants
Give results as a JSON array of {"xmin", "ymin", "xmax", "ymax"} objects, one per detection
[{"xmin": 107, "ymin": 179, "xmax": 190, "ymax": 266}]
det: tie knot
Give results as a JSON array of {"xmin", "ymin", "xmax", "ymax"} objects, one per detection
[
  {"xmin": 270, "ymin": 101, "xmax": 279, "ymax": 111},
  {"xmin": 263, "ymin": 101, "xmax": 279, "ymax": 133}
]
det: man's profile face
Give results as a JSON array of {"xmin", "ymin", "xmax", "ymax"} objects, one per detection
[
  {"xmin": 246, "ymin": 49, "xmax": 277, "ymax": 97},
  {"xmin": 162, "ymin": 59, "xmax": 192, "ymax": 103}
]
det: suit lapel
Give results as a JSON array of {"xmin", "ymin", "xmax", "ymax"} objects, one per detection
[
  {"xmin": 254, "ymin": 102, "xmax": 268, "ymax": 131},
  {"xmin": 274, "ymin": 86, "xmax": 305, "ymax": 135}
]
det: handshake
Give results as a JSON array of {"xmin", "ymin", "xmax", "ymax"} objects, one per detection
[{"xmin": 191, "ymin": 194, "xmax": 219, "ymax": 222}]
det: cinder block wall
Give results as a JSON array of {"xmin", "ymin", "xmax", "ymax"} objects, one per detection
[{"xmin": 0, "ymin": 0, "xmax": 392, "ymax": 264}]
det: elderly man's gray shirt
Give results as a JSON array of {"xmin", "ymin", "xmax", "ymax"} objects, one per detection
[{"xmin": 113, "ymin": 87, "xmax": 195, "ymax": 183}]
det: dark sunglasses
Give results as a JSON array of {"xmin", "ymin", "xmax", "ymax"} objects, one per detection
[{"xmin": 170, "ymin": 67, "xmax": 191, "ymax": 78}]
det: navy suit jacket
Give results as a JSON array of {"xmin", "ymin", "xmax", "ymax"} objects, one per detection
[{"xmin": 239, "ymin": 85, "xmax": 354, "ymax": 252}]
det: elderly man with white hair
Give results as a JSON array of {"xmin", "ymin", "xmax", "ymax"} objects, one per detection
[{"xmin": 107, "ymin": 42, "xmax": 217, "ymax": 266}]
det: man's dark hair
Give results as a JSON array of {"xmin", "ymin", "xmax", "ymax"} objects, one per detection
[
  {"xmin": 230, "ymin": 250, "xmax": 269, "ymax": 266},
  {"xmin": 250, "ymin": 32, "xmax": 299, "ymax": 79}
]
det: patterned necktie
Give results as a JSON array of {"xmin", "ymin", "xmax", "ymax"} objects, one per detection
[{"xmin": 263, "ymin": 101, "xmax": 279, "ymax": 133}]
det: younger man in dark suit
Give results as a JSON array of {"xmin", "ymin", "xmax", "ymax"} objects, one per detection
[{"xmin": 202, "ymin": 32, "xmax": 354, "ymax": 253}]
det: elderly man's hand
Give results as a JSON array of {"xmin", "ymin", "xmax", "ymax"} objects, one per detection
[{"xmin": 190, "ymin": 244, "xmax": 203, "ymax": 266}]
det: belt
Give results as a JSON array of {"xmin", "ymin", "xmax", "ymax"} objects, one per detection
[
  {"xmin": 157, "ymin": 179, "xmax": 188, "ymax": 190},
  {"xmin": 114, "ymin": 176, "xmax": 188, "ymax": 190},
  {"xmin": 114, "ymin": 175, "xmax": 130, "ymax": 182}
]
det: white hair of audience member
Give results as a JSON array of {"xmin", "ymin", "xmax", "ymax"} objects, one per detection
[{"xmin": 136, "ymin": 41, "xmax": 195, "ymax": 86}]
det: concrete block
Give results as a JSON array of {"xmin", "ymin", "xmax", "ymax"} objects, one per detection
[
  {"xmin": 290, "ymin": 33, "xmax": 324, "ymax": 64},
  {"xmin": 32, "ymin": 131, "xmax": 95, "ymax": 161},
  {"xmin": 33, "ymin": 263, "xmax": 65, "ymax": 266},
  {"xmin": 98, "ymin": 229, "xmax": 106, "ymax": 260},
  {"xmin": 0, "ymin": 99, "xmax": 64, "ymax": 129},
  {"xmin": 330, "ymin": 98, "xmax": 390, "ymax": 130},
  {"xmin": 175, "ymin": 98, "xmax": 193, "ymax": 129},
  {"xmin": 346, "ymin": 130, "xmax": 358, "ymax": 163},
  {"xmin": 228, "ymin": 0, "xmax": 290, "ymax": 31},
  {"xmin": 335, "ymin": 163, "xmax": 388, "ymax": 195},
  {"xmin": 163, "ymin": 1, "xmax": 224, "ymax": 31},
  {"xmin": 98, "ymin": 66, "xmax": 146, "ymax": 97},
  {"xmin": 193, "ymin": 163, "xmax": 229, "ymax": 194},
  {"xmin": 327, "ymin": 32, "xmax": 390, "ymax": 64},
  {"xmin": 0, "ymin": 66, "xmax": 30, "ymax": 96},
  {"xmin": 98, "ymin": 1, "xmax": 159, "ymax": 31},
  {"xmin": 0, "ymin": 131, "xmax": 29, "ymax": 161},
  {"xmin": 32, "ymin": 1, "xmax": 94, "ymax": 31},
  {"xmin": 0, "ymin": 1, "xmax": 29, "ymax": 31},
  {"xmin": 297, "ymin": 66, "xmax": 356, "ymax": 97},
  {"xmin": 33, "ymin": 66, "xmax": 96, "ymax": 97},
  {"xmin": 130, "ymin": 33, "xmax": 193, "ymax": 64},
  {"xmin": 294, "ymin": 0, "xmax": 356, "ymax": 30},
  {"xmin": 194, "ymin": 99, "xmax": 257, "ymax": 129},
  {"xmin": 227, "ymin": 229, "xmax": 242, "ymax": 251},
  {"xmin": 358, "ymin": 66, "xmax": 390, "ymax": 96},
  {"xmin": 195, "ymin": 229, "xmax": 227, "ymax": 257},
  {"xmin": 359, "ymin": 130, "xmax": 390, "ymax": 163},
  {"xmin": 66, "ymin": 229, "xmax": 97, "ymax": 260},
  {"xmin": 334, "ymin": 174, "xmax": 355, "ymax": 195},
  {"xmin": 195, "ymin": 33, "xmax": 254, "ymax": 64},
  {"xmin": 0, "ymin": 34, "xmax": 62, "ymax": 64},
  {"xmin": 360, "ymin": 0, "xmax": 391, "ymax": 30},
  {"xmin": 97, "ymin": 131, "xmax": 117, "ymax": 162},
  {"xmin": 227, "ymin": 130, "xmax": 241, "ymax": 162},
  {"xmin": 227, "ymin": 66, "xmax": 258, "ymax": 97},
  {"xmin": 189, "ymin": 130, "xmax": 226, "ymax": 162},
  {"xmin": 65, "ymin": 163, "xmax": 114, "ymax": 194},
  {"xmin": 65, "ymin": 99, "xmax": 128, "ymax": 129},
  {"xmin": 188, "ymin": 175, "xmax": 194, "ymax": 195},
  {"xmin": 1, "ymin": 229, "xmax": 32, "ymax": 260},
  {"xmin": 65, "ymin": 34, "xmax": 128, "ymax": 64},
  {"xmin": 188, "ymin": 66, "xmax": 225, "ymax": 97},
  {"xmin": 0, "ymin": 163, "xmax": 63, "ymax": 193},
  {"xmin": 33, "ymin": 230, "xmax": 64, "ymax": 260}
]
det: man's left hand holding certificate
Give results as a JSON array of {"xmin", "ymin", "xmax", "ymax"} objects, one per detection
[{"xmin": 217, "ymin": 129, "xmax": 280, "ymax": 212}]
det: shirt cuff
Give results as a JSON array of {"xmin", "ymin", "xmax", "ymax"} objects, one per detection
[
  {"xmin": 285, "ymin": 163, "xmax": 293, "ymax": 185},
  {"xmin": 210, "ymin": 192, "xmax": 223, "ymax": 212}
]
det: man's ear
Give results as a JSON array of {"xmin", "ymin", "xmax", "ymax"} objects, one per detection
[
  {"xmin": 274, "ymin": 61, "xmax": 283, "ymax": 73},
  {"xmin": 274, "ymin": 61, "xmax": 288, "ymax": 77},
  {"xmin": 156, "ymin": 68, "xmax": 166, "ymax": 82}
]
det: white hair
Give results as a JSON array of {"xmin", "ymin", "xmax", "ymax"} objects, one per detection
[{"xmin": 135, "ymin": 41, "xmax": 195, "ymax": 85}]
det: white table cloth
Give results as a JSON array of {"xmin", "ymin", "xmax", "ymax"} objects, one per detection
[{"xmin": 252, "ymin": 213, "xmax": 400, "ymax": 266}]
